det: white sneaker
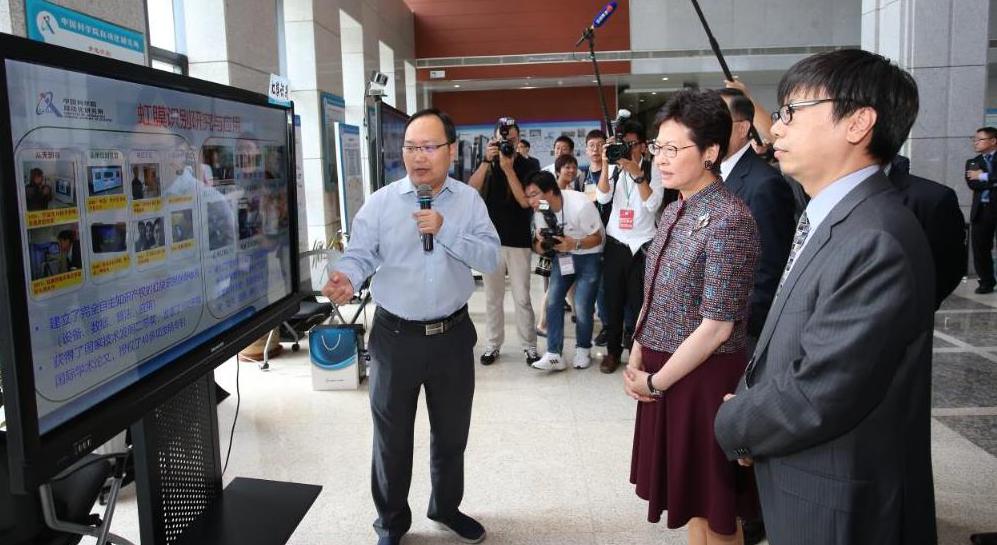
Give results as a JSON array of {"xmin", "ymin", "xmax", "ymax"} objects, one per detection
[
  {"xmin": 573, "ymin": 347, "xmax": 591, "ymax": 369},
  {"xmin": 531, "ymin": 352, "xmax": 566, "ymax": 371}
]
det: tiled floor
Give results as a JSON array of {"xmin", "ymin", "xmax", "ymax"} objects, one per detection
[{"xmin": 90, "ymin": 280, "xmax": 997, "ymax": 545}]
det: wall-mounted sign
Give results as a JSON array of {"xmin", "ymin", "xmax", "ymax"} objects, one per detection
[{"xmin": 24, "ymin": 0, "xmax": 146, "ymax": 65}]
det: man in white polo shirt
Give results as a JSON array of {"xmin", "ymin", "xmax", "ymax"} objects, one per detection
[
  {"xmin": 524, "ymin": 170, "xmax": 605, "ymax": 371},
  {"xmin": 595, "ymin": 120, "xmax": 669, "ymax": 373}
]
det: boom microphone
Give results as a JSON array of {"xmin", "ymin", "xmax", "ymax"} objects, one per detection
[
  {"xmin": 575, "ymin": 1, "xmax": 619, "ymax": 46},
  {"xmin": 417, "ymin": 184, "xmax": 434, "ymax": 252}
]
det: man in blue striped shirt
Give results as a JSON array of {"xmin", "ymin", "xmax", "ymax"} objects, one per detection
[{"xmin": 324, "ymin": 109, "xmax": 500, "ymax": 545}]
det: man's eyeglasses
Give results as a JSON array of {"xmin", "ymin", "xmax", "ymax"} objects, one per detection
[
  {"xmin": 972, "ymin": 136, "xmax": 996, "ymax": 143},
  {"xmin": 771, "ymin": 98, "xmax": 836, "ymax": 125},
  {"xmin": 402, "ymin": 142, "xmax": 452, "ymax": 155},
  {"xmin": 648, "ymin": 141, "xmax": 697, "ymax": 158}
]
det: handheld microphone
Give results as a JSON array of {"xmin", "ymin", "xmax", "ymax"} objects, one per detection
[
  {"xmin": 576, "ymin": 1, "xmax": 619, "ymax": 46},
  {"xmin": 416, "ymin": 184, "xmax": 434, "ymax": 252}
]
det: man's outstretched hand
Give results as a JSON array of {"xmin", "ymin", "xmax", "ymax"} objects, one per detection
[{"xmin": 323, "ymin": 271, "xmax": 355, "ymax": 304}]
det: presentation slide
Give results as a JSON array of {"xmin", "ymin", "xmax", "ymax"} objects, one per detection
[{"xmin": 5, "ymin": 59, "xmax": 294, "ymax": 433}]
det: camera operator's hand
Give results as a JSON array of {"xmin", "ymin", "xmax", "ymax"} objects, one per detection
[
  {"xmin": 552, "ymin": 235, "xmax": 576, "ymax": 254},
  {"xmin": 484, "ymin": 139, "xmax": 499, "ymax": 162},
  {"xmin": 412, "ymin": 209, "xmax": 444, "ymax": 236},
  {"xmin": 498, "ymin": 147, "xmax": 515, "ymax": 173},
  {"xmin": 617, "ymin": 157, "xmax": 643, "ymax": 180},
  {"xmin": 601, "ymin": 137, "xmax": 613, "ymax": 164}
]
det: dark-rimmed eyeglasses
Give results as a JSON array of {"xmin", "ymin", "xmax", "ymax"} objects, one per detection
[
  {"xmin": 771, "ymin": 98, "xmax": 836, "ymax": 125},
  {"xmin": 401, "ymin": 142, "xmax": 453, "ymax": 155},
  {"xmin": 648, "ymin": 141, "xmax": 697, "ymax": 158}
]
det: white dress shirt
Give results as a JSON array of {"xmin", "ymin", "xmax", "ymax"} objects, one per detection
[{"xmin": 595, "ymin": 159, "xmax": 664, "ymax": 254}]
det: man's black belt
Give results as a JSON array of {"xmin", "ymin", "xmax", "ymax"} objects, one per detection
[{"xmin": 375, "ymin": 305, "xmax": 468, "ymax": 336}]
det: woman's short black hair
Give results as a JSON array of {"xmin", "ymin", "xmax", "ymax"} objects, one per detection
[
  {"xmin": 404, "ymin": 108, "xmax": 457, "ymax": 144},
  {"xmin": 777, "ymin": 49, "xmax": 919, "ymax": 164},
  {"xmin": 653, "ymin": 89, "xmax": 732, "ymax": 173},
  {"xmin": 525, "ymin": 170, "xmax": 560, "ymax": 196},
  {"xmin": 554, "ymin": 154, "xmax": 578, "ymax": 174}
]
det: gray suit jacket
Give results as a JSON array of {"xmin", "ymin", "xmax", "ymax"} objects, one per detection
[{"xmin": 714, "ymin": 171, "xmax": 937, "ymax": 545}]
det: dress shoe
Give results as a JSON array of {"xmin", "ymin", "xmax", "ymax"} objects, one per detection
[
  {"xmin": 742, "ymin": 517, "xmax": 766, "ymax": 545},
  {"xmin": 593, "ymin": 328, "xmax": 608, "ymax": 347},
  {"xmin": 377, "ymin": 535, "xmax": 402, "ymax": 545},
  {"xmin": 599, "ymin": 353, "xmax": 620, "ymax": 374},
  {"xmin": 431, "ymin": 511, "xmax": 486, "ymax": 543},
  {"xmin": 972, "ymin": 533, "xmax": 997, "ymax": 545},
  {"xmin": 975, "ymin": 285, "xmax": 995, "ymax": 294}
]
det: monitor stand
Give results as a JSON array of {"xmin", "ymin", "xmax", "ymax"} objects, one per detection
[{"xmin": 131, "ymin": 371, "xmax": 320, "ymax": 545}]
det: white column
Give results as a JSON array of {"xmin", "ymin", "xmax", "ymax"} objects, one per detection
[
  {"xmin": 863, "ymin": 0, "xmax": 989, "ymax": 221},
  {"xmin": 286, "ymin": 0, "xmax": 346, "ymax": 247},
  {"xmin": 181, "ymin": 0, "xmax": 278, "ymax": 93}
]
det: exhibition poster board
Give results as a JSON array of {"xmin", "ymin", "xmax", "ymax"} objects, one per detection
[
  {"xmin": 456, "ymin": 120, "xmax": 602, "ymax": 170},
  {"xmin": 334, "ymin": 123, "xmax": 364, "ymax": 236},
  {"xmin": 321, "ymin": 92, "xmax": 346, "ymax": 237}
]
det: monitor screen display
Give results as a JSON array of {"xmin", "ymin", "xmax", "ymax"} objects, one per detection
[
  {"xmin": 379, "ymin": 103, "xmax": 408, "ymax": 186},
  {"xmin": 4, "ymin": 58, "xmax": 296, "ymax": 438}
]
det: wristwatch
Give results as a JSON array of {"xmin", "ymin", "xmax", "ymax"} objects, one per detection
[
  {"xmin": 574, "ymin": 238, "xmax": 582, "ymax": 251},
  {"xmin": 632, "ymin": 174, "xmax": 647, "ymax": 184},
  {"xmin": 646, "ymin": 372, "xmax": 664, "ymax": 397}
]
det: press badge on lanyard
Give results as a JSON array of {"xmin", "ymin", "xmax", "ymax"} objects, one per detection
[
  {"xmin": 558, "ymin": 254, "xmax": 575, "ymax": 276},
  {"xmin": 618, "ymin": 208, "xmax": 635, "ymax": 230},
  {"xmin": 618, "ymin": 173, "xmax": 637, "ymax": 230}
]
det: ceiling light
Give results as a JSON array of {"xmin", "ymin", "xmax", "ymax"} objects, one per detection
[
  {"xmin": 661, "ymin": 77, "xmax": 669, "ymax": 81},
  {"xmin": 453, "ymin": 84, "xmax": 460, "ymax": 88},
  {"xmin": 651, "ymin": 92, "xmax": 657, "ymax": 95}
]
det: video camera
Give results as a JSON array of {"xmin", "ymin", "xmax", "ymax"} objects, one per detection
[
  {"xmin": 495, "ymin": 117, "xmax": 518, "ymax": 158},
  {"xmin": 604, "ymin": 109, "xmax": 633, "ymax": 165},
  {"xmin": 533, "ymin": 200, "xmax": 564, "ymax": 277}
]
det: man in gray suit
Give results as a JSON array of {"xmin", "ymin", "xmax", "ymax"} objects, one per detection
[{"xmin": 714, "ymin": 49, "xmax": 937, "ymax": 545}]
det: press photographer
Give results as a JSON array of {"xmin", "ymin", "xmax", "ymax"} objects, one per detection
[
  {"xmin": 525, "ymin": 171, "xmax": 604, "ymax": 372},
  {"xmin": 468, "ymin": 116, "xmax": 542, "ymax": 366}
]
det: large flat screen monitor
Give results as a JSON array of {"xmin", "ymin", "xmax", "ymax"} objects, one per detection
[
  {"xmin": 368, "ymin": 101, "xmax": 409, "ymax": 191},
  {"xmin": 0, "ymin": 34, "xmax": 302, "ymax": 491}
]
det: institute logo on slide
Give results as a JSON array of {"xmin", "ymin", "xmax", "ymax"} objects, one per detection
[{"xmin": 36, "ymin": 91, "xmax": 63, "ymax": 117}]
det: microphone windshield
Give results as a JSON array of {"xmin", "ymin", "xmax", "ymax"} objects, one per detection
[{"xmin": 616, "ymin": 109, "xmax": 631, "ymax": 120}]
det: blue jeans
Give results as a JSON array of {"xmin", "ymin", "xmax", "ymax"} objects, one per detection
[{"xmin": 546, "ymin": 253, "xmax": 601, "ymax": 354}]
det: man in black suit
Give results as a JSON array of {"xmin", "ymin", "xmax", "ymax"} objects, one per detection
[
  {"xmin": 718, "ymin": 88, "xmax": 795, "ymax": 351},
  {"xmin": 889, "ymin": 155, "xmax": 967, "ymax": 307},
  {"xmin": 965, "ymin": 126, "xmax": 997, "ymax": 294},
  {"xmin": 715, "ymin": 49, "xmax": 936, "ymax": 545}
]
